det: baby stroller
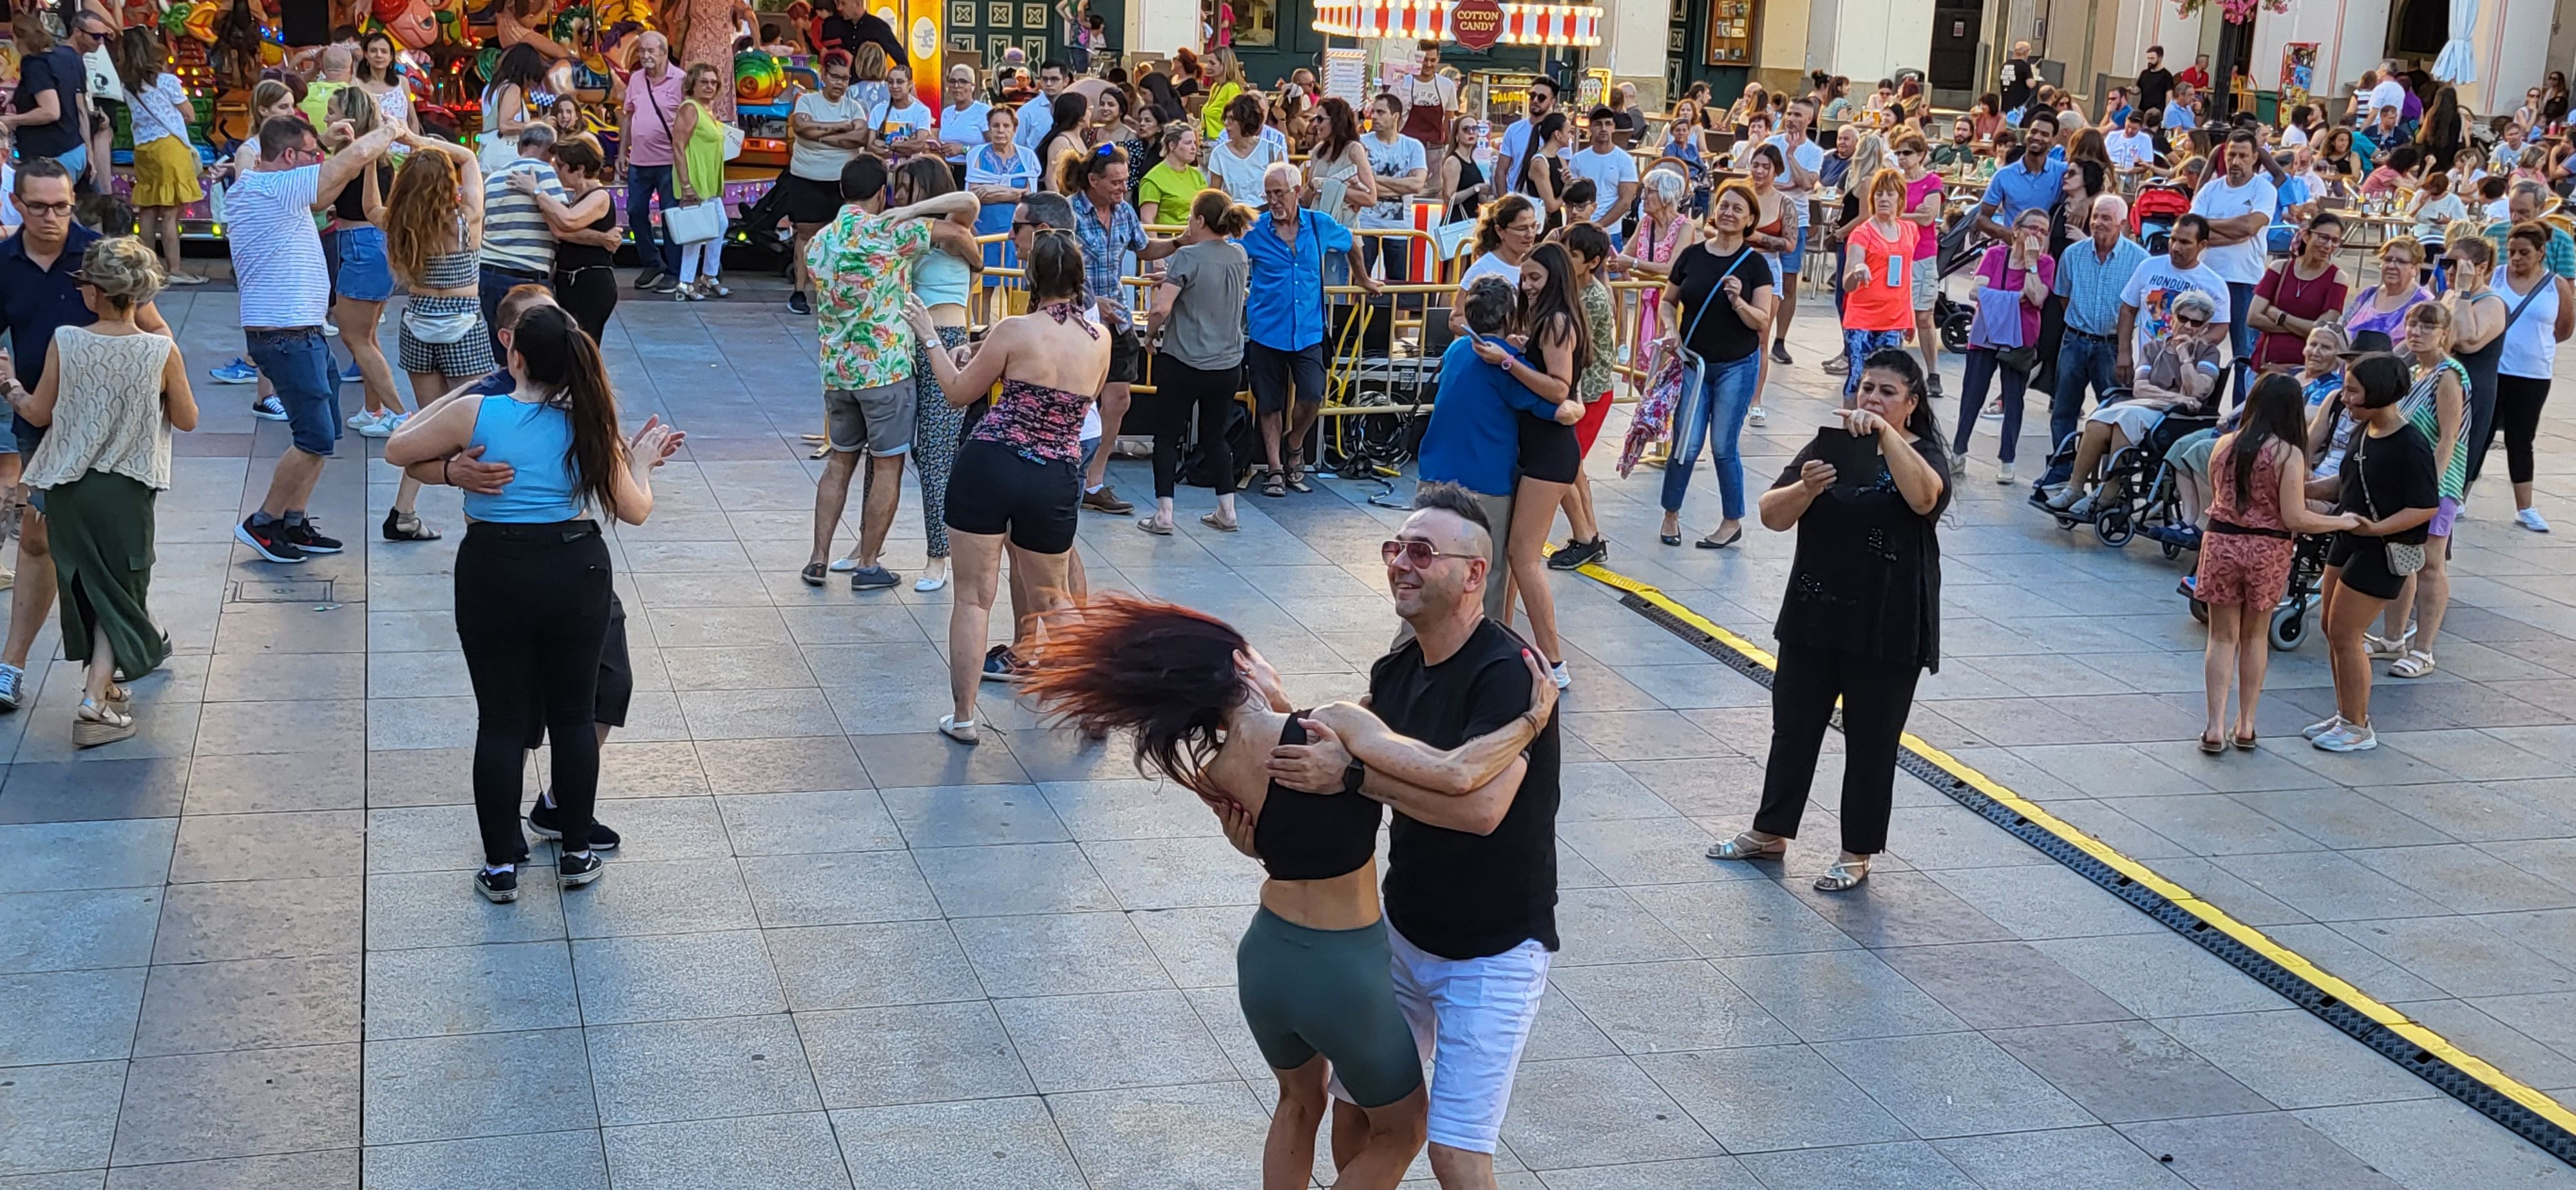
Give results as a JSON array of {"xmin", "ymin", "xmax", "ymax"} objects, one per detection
[
  {"xmin": 2131, "ymin": 182, "xmax": 2193, "ymax": 255},
  {"xmin": 2181, "ymin": 531, "xmax": 2333, "ymax": 650},
  {"xmin": 2038, "ymin": 401, "xmax": 2220, "ymax": 548},
  {"xmin": 1927, "ymin": 214, "xmax": 1984, "ymax": 355}
]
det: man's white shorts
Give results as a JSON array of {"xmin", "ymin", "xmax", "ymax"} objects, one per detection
[{"xmin": 1329, "ymin": 925, "xmax": 1551, "ymax": 1154}]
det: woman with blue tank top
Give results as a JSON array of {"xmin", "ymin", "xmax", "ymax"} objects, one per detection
[
  {"xmin": 1021, "ymin": 593, "xmax": 1558, "ymax": 1189},
  {"xmin": 386, "ymin": 306, "xmax": 679, "ymax": 904},
  {"xmin": 833, "ymin": 158, "xmax": 980, "ymax": 592}
]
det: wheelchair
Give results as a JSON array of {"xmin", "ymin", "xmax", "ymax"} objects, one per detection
[
  {"xmin": 2036, "ymin": 403, "xmax": 2220, "ymax": 549},
  {"xmin": 2181, "ymin": 531, "xmax": 2333, "ymax": 651}
]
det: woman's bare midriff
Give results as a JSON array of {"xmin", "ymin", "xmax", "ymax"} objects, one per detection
[{"xmin": 1206, "ymin": 709, "xmax": 1385, "ymax": 932}]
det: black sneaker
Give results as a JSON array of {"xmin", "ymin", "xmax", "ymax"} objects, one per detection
[
  {"xmin": 475, "ymin": 867, "xmax": 519, "ymax": 903},
  {"xmin": 234, "ymin": 517, "xmax": 307, "ymax": 563},
  {"xmin": 284, "ymin": 520, "xmax": 344, "ymax": 554},
  {"xmin": 788, "ymin": 290, "xmax": 812, "ymax": 316},
  {"xmin": 980, "ymin": 643, "xmax": 1028, "ymax": 684},
  {"xmin": 849, "ymin": 564, "xmax": 899, "ymax": 590},
  {"xmin": 634, "ymin": 269, "xmax": 665, "ymax": 292},
  {"xmin": 558, "ymin": 851, "xmax": 605, "ymax": 887},
  {"xmin": 1769, "ymin": 340, "xmax": 1794, "ymax": 366},
  {"xmin": 527, "ymin": 800, "xmax": 621, "ymax": 851},
  {"xmin": 1548, "ymin": 538, "xmax": 1605, "ymax": 571}
]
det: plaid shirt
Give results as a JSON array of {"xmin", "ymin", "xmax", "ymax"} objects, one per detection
[{"xmin": 1071, "ymin": 191, "xmax": 1146, "ymax": 326}]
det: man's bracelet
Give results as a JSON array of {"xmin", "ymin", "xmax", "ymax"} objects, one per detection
[{"xmin": 442, "ymin": 458, "xmax": 451, "ymax": 486}]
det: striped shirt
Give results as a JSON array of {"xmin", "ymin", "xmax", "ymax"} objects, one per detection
[
  {"xmin": 479, "ymin": 157, "xmax": 567, "ymax": 274},
  {"xmin": 225, "ymin": 166, "xmax": 331, "ymax": 330}
]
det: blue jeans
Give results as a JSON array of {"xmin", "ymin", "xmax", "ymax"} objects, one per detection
[
  {"xmin": 625, "ymin": 163, "xmax": 682, "ymax": 278},
  {"xmin": 2223, "ymin": 279, "xmax": 2255, "ymax": 406},
  {"xmin": 248, "ymin": 326, "xmax": 340, "ymax": 457},
  {"xmin": 2045, "ymin": 332, "xmax": 2119, "ymax": 485},
  {"xmin": 1841, "ymin": 328, "xmax": 1906, "ymax": 401},
  {"xmin": 1952, "ymin": 347, "xmax": 2027, "ymax": 465},
  {"xmin": 1661, "ymin": 352, "xmax": 1762, "ymax": 520}
]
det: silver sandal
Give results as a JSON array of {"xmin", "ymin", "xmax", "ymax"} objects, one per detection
[
  {"xmin": 1706, "ymin": 832, "xmax": 1788, "ymax": 861},
  {"xmin": 1814, "ymin": 858, "xmax": 1872, "ymax": 892}
]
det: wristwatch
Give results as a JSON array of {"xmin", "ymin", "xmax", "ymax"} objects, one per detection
[{"xmin": 1339, "ymin": 758, "xmax": 1367, "ymax": 796}]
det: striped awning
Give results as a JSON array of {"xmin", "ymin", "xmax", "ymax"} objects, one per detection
[{"xmin": 1311, "ymin": 0, "xmax": 1604, "ymax": 46}]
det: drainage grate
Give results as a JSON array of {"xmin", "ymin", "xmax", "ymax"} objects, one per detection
[
  {"xmin": 231, "ymin": 580, "xmax": 336, "ymax": 604},
  {"xmin": 1617, "ymin": 590, "xmax": 2576, "ymax": 1167}
]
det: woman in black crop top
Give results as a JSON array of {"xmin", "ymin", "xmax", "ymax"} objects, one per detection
[
  {"xmin": 523, "ymin": 136, "xmax": 623, "ymax": 344},
  {"xmin": 1022, "ymin": 594, "xmax": 1556, "ymax": 1187}
]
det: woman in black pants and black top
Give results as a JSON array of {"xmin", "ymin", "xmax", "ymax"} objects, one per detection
[
  {"xmin": 537, "ymin": 137, "xmax": 622, "ymax": 342},
  {"xmin": 385, "ymin": 307, "xmax": 678, "ymax": 902},
  {"xmin": 1021, "ymin": 593, "xmax": 1557, "ymax": 1188},
  {"xmin": 1141, "ymin": 189, "xmax": 1254, "ymax": 535},
  {"xmin": 1705, "ymin": 348, "xmax": 1951, "ymax": 892}
]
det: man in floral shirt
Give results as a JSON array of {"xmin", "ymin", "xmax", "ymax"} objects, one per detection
[{"xmin": 802, "ymin": 156, "xmax": 979, "ymax": 591}]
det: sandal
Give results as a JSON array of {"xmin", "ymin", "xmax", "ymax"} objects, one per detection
[
  {"xmin": 2233, "ymin": 732, "xmax": 2259, "ymax": 751},
  {"xmin": 2364, "ymin": 628, "xmax": 2417, "ymax": 659},
  {"xmin": 381, "ymin": 509, "xmax": 442, "ymax": 542},
  {"xmin": 1814, "ymin": 858, "xmax": 1872, "ymax": 892},
  {"xmin": 800, "ymin": 562, "xmax": 829, "ymax": 587},
  {"xmin": 1705, "ymin": 831, "xmax": 1788, "ymax": 861},
  {"xmin": 1199, "ymin": 512, "xmax": 1239, "ymax": 533},
  {"xmin": 2389, "ymin": 649, "xmax": 2438, "ymax": 679},
  {"xmin": 937, "ymin": 714, "xmax": 979, "ymax": 744},
  {"xmin": 1285, "ymin": 466, "xmax": 1313, "ymax": 494},
  {"xmin": 1262, "ymin": 473, "xmax": 1287, "ymax": 498},
  {"xmin": 2200, "ymin": 733, "xmax": 2228, "ymax": 755},
  {"xmin": 1135, "ymin": 516, "xmax": 1174, "ymax": 536},
  {"xmin": 73, "ymin": 698, "xmax": 137, "ymax": 749}
]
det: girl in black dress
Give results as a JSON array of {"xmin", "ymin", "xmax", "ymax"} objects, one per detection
[{"xmin": 1469, "ymin": 241, "xmax": 1590, "ymax": 690}]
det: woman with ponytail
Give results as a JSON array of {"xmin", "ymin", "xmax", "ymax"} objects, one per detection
[
  {"xmin": 900, "ymin": 224, "xmax": 1110, "ymax": 744},
  {"xmin": 1139, "ymin": 189, "xmax": 1253, "ymax": 534},
  {"xmin": 1021, "ymin": 592, "xmax": 1558, "ymax": 1190},
  {"xmin": 386, "ymin": 305, "xmax": 681, "ymax": 905}
]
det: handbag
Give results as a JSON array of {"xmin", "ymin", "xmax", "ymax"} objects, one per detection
[
  {"xmin": 2352, "ymin": 430, "xmax": 2427, "ymax": 576},
  {"xmin": 1617, "ymin": 249, "xmax": 1749, "ymax": 477},
  {"xmin": 663, "ymin": 198, "xmax": 727, "ymax": 245},
  {"xmin": 401, "ymin": 302, "xmax": 479, "ymax": 345},
  {"xmin": 721, "ymin": 121, "xmax": 746, "ymax": 162}
]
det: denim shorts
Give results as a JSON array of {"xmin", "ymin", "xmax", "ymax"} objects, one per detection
[
  {"xmin": 247, "ymin": 326, "xmax": 341, "ymax": 457},
  {"xmin": 335, "ymin": 225, "xmax": 397, "ymax": 303}
]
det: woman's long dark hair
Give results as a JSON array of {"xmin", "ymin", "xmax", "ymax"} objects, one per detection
[
  {"xmin": 1139, "ymin": 71, "xmax": 1182, "ymax": 121},
  {"xmin": 489, "ymin": 42, "xmax": 549, "ymax": 96},
  {"xmin": 356, "ymin": 30, "xmax": 399, "ymax": 84},
  {"xmin": 2231, "ymin": 372, "xmax": 2307, "ymax": 505},
  {"xmin": 1861, "ymin": 346, "xmax": 1944, "ymax": 445},
  {"xmin": 1516, "ymin": 112, "xmax": 1567, "ymax": 194},
  {"xmin": 898, "ymin": 154, "xmax": 958, "ymax": 201},
  {"xmin": 1315, "ymin": 95, "xmax": 1361, "ymax": 162},
  {"xmin": 511, "ymin": 305, "xmax": 625, "ymax": 516},
  {"xmin": 113, "ymin": 27, "xmax": 167, "ymax": 95},
  {"xmin": 1520, "ymin": 241, "xmax": 1594, "ymax": 382},
  {"xmin": 1020, "ymin": 594, "xmax": 1251, "ymax": 797}
]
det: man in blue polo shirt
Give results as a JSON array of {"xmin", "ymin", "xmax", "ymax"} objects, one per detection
[
  {"xmin": 1243, "ymin": 161, "xmax": 1379, "ymax": 495},
  {"xmin": 1416, "ymin": 276, "xmax": 1574, "ymax": 620},
  {"xmin": 0, "ymin": 159, "xmax": 171, "ymax": 710},
  {"xmin": 1975, "ymin": 108, "xmax": 2066, "ymax": 241},
  {"xmin": 2042, "ymin": 193, "xmax": 2146, "ymax": 491}
]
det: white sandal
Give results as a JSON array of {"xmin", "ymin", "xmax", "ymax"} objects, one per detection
[
  {"xmin": 2389, "ymin": 649, "xmax": 2438, "ymax": 679},
  {"xmin": 937, "ymin": 714, "xmax": 978, "ymax": 745},
  {"xmin": 2365, "ymin": 628, "xmax": 2416, "ymax": 659},
  {"xmin": 73, "ymin": 698, "xmax": 137, "ymax": 748}
]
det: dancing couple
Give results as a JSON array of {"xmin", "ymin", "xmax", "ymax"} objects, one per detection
[{"xmin": 1025, "ymin": 483, "xmax": 1565, "ymax": 1190}]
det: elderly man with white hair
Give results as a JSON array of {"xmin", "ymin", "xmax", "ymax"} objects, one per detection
[
  {"xmin": 2041, "ymin": 189, "xmax": 2148, "ymax": 489},
  {"xmin": 618, "ymin": 31, "xmax": 690, "ymax": 291},
  {"xmin": 937, "ymin": 62, "xmax": 990, "ymax": 162},
  {"xmin": 2046, "ymin": 286, "xmax": 2224, "ymax": 516},
  {"xmin": 1243, "ymin": 159, "xmax": 1381, "ymax": 496}
]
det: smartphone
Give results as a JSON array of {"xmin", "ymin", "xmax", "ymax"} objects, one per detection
[{"xmin": 1808, "ymin": 426, "xmax": 1880, "ymax": 491}]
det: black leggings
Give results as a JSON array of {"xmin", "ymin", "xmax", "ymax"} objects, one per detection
[
  {"xmin": 1146, "ymin": 354, "xmax": 1243, "ymax": 498},
  {"xmin": 554, "ymin": 265, "xmax": 620, "ymax": 344},
  {"xmin": 455, "ymin": 520, "xmax": 613, "ymax": 867},
  {"xmin": 2494, "ymin": 374, "xmax": 2551, "ymax": 486},
  {"xmin": 1753, "ymin": 642, "xmax": 1923, "ymax": 856}
]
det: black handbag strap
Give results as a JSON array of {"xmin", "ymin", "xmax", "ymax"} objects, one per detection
[{"xmin": 1679, "ymin": 247, "xmax": 1750, "ymax": 353}]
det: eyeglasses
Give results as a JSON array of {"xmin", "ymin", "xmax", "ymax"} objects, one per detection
[
  {"xmin": 1381, "ymin": 539, "xmax": 1475, "ymax": 567},
  {"xmin": 2175, "ymin": 316, "xmax": 2210, "ymax": 328},
  {"xmin": 18, "ymin": 200, "xmax": 73, "ymax": 217}
]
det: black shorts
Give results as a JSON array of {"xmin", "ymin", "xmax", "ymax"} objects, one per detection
[
  {"xmin": 777, "ymin": 173, "xmax": 844, "ymax": 226},
  {"xmin": 1517, "ymin": 416, "xmax": 1580, "ymax": 484},
  {"xmin": 945, "ymin": 438, "xmax": 1081, "ymax": 553},
  {"xmin": 1106, "ymin": 326, "xmax": 1143, "ymax": 385},
  {"xmin": 521, "ymin": 592, "xmax": 631, "ymax": 747},
  {"xmin": 2328, "ymin": 532, "xmax": 2408, "ymax": 601},
  {"xmin": 1247, "ymin": 341, "xmax": 1325, "ymax": 414}
]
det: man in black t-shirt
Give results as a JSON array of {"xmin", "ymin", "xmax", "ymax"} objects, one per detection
[
  {"xmin": 1272, "ymin": 481, "xmax": 1560, "ymax": 1189},
  {"xmin": 815, "ymin": 0, "xmax": 907, "ymax": 73},
  {"xmin": 2134, "ymin": 45, "xmax": 2175, "ymax": 117},
  {"xmin": 1, "ymin": 21, "xmax": 91, "ymax": 178},
  {"xmin": 1998, "ymin": 41, "xmax": 2036, "ymax": 113}
]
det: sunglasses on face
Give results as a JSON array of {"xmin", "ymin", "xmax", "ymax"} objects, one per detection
[
  {"xmin": 2176, "ymin": 316, "xmax": 2209, "ymax": 328},
  {"xmin": 1381, "ymin": 539, "xmax": 1473, "ymax": 567}
]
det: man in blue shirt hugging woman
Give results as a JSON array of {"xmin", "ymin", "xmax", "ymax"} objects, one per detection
[{"xmin": 1416, "ymin": 276, "xmax": 1585, "ymax": 621}]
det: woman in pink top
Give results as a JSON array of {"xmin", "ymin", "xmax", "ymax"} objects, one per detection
[
  {"xmin": 1949, "ymin": 208, "xmax": 2053, "ymax": 484},
  {"xmin": 1617, "ymin": 167, "xmax": 1698, "ymax": 355},
  {"xmin": 1895, "ymin": 130, "xmax": 1948, "ymax": 393},
  {"xmin": 1839, "ymin": 166, "xmax": 1919, "ymax": 404}
]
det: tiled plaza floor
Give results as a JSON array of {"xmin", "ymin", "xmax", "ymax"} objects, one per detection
[{"xmin": 3, "ymin": 275, "xmax": 2574, "ymax": 1188}]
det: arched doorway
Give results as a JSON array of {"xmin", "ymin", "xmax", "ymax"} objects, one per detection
[{"xmin": 2389, "ymin": 0, "xmax": 2448, "ymax": 60}]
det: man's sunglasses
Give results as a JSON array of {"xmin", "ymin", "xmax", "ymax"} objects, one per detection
[{"xmin": 1381, "ymin": 539, "xmax": 1474, "ymax": 567}]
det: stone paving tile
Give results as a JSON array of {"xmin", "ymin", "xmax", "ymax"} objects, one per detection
[{"xmin": 10, "ymin": 290, "xmax": 2568, "ymax": 1182}]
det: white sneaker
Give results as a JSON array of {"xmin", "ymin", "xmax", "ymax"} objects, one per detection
[
  {"xmin": 2312, "ymin": 722, "xmax": 2379, "ymax": 753},
  {"xmin": 356, "ymin": 413, "xmax": 403, "ymax": 439},
  {"xmin": 2302, "ymin": 713, "xmax": 2345, "ymax": 740},
  {"xmin": 1981, "ymin": 399, "xmax": 2005, "ymax": 420},
  {"xmin": 346, "ymin": 409, "xmax": 379, "ymax": 430},
  {"xmin": 2043, "ymin": 485, "xmax": 2083, "ymax": 511},
  {"xmin": 1746, "ymin": 406, "xmax": 1768, "ymax": 426},
  {"xmin": 1995, "ymin": 462, "xmax": 2016, "ymax": 486},
  {"xmin": 1550, "ymin": 661, "xmax": 1572, "ymax": 690},
  {"xmin": 2517, "ymin": 507, "xmax": 2552, "ymax": 533},
  {"xmin": 2066, "ymin": 493, "xmax": 2099, "ymax": 518}
]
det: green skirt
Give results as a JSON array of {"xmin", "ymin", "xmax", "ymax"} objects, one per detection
[{"xmin": 46, "ymin": 471, "xmax": 171, "ymax": 677}]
